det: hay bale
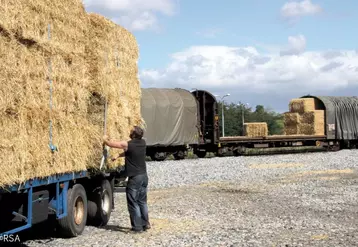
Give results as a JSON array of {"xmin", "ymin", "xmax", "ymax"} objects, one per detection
[
  {"xmin": 284, "ymin": 125, "xmax": 299, "ymax": 135},
  {"xmin": 284, "ymin": 112, "xmax": 299, "ymax": 126},
  {"xmin": 300, "ymin": 110, "xmax": 324, "ymax": 124},
  {"xmin": 283, "ymin": 112, "xmax": 299, "ymax": 135},
  {"xmin": 0, "ymin": 2, "xmax": 141, "ymax": 187},
  {"xmin": 0, "ymin": 0, "xmax": 88, "ymax": 54},
  {"xmin": 298, "ymin": 110, "xmax": 325, "ymax": 135},
  {"xmin": 86, "ymin": 13, "xmax": 142, "ymax": 168},
  {"xmin": 244, "ymin": 122, "xmax": 268, "ymax": 137},
  {"xmin": 289, "ymin": 98, "xmax": 315, "ymax": 113}
]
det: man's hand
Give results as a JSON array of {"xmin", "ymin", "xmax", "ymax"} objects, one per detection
[{"xmin": 103, "ymin": 135, "xmax": 109, "ymax": 143}]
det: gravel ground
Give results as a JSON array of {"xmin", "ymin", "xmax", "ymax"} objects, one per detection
[{"xmin": 22, "ymin": 150, "xmax": 358, "ymax": 246}]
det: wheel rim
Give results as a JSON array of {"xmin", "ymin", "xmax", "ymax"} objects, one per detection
[
  {"xmin": 74, "ymin": 196, "xmax": 84, "ymax": 225},
  {"xmin": 101, "ymin": 190, "xmax": 111, "ymax": 215}
]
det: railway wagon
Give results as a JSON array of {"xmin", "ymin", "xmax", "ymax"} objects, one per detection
[
  {"xmin": 142, "ymin": 88, "xmax": 358, "ymax": 160},
  {"xmin": 192, "ymin": 92, "xmax": 358, "ymax": 157},
  {"xmin": 141, "ymin": 88, "xmax": 200, "ymax": 161}
]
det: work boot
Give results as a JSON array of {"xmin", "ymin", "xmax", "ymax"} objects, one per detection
[{"xmin": 143, "ymin": 223, "xmax": 151, "ymax": 231}]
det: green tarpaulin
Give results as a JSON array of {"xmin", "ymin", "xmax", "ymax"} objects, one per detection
[{"xmin": 141, "ymin": 88, "xmax": 199, "ymax": 146}]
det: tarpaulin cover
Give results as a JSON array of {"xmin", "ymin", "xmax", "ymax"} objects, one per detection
[
  {"xmin": 301, "ymin": 96, "xmax": 358, "ymax": 140},
  {"xmin": 141, "ymin": 88, "xmax": 199, "ymax": 146}
]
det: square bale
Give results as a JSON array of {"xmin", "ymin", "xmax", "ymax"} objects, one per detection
[
  {"xmin": 298, "ymin": 110, "xmax": 325, "ymax": 135},
  {"xmin": 289, "ymin": 98, "xmax": 316, "ymax": 113},
  {"xmin": 284, "ymin": 112, "xmax": 300, "ymax": 126},
  {"xmin": 244, "ymin": 122, "xmax": 268, "ymax": 137}
]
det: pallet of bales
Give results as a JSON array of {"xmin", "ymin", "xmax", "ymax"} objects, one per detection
[
  {"xmin": 243, "ymin": 122, "xmax": 268, "ymax": 137},
  {"xmin": 0, "ymin": 0, "xmax": 142, "ymax": 188}
]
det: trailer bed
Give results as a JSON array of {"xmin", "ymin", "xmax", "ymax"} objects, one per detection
[{"xmin": 219, "ymin": 135, "xmax": 327, "ymax": 143}]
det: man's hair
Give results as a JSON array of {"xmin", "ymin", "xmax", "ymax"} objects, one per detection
[{"xmin": 132, "ymin": 126, "xmax": 144, "ymax": 139}]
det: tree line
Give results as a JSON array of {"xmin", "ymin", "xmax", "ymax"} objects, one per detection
[{"xmin": 217, "ymin": 101, "xmax": 284, "ymax": 136}]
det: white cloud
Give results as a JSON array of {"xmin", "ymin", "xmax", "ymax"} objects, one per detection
[
  {"xmin": 140, "ymin": 35, "xmax": 358, "ymax": 97},
  {"xmin": 281, "ymin": 0, "xmax": 323, "ymax": 22},
  {"xmin": 196, "ymin": 28, "xmax": 223, "ymax": 39},
  {"xmin": 83, "ymin": 0, "xmax": 177, "ymax": 31},
  {"xmin": 280, "ymin": 34, "xmax": 306, "ymax": 55}
]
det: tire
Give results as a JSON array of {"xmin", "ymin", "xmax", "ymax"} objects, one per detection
[
  {"xmin": 87, "ymin": 179, "xmax": 113, "ymax": 227},
  {"xmin": 57, "ymin": 184, "xmax": 88, "ymax": 238}
]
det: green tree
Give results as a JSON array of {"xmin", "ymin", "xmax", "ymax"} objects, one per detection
[{"xmin": 217, "ymin": 101, "xmax": 284, "ymax": 137}]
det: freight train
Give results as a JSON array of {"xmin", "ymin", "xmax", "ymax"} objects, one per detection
[{"xmin": 141, "ymin": 88, "xmax": 358, "ymax": 161}]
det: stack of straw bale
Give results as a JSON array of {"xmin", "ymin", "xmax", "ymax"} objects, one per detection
[
  {"xmin": 0, "ymin": 1, "xmax": 142, "ymax": 187},
  {"xmin": 284, "ymin": 98, "xmax": 324, "ymax": 135},
  {"xmin": 243, "ymin": 122, "xmax": 268, "ymax": 137}
]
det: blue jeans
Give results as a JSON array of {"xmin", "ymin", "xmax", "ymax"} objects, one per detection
[{"xmin": 126, "ymin": 173, "xmax": 149, "ymax": 231}]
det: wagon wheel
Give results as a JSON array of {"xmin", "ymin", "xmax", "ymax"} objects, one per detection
[
  {"xmin": 173, "ymin": 150, "xmax": 186, "ymax": 160},
  {"xmin": 150, "ymin": 152, "xmax": 167, "ymax": 161},
  {"xmin": 215, "ymin": 148, "xmax": 225, "ymax": 157},
  {"xmin": 195, "ymin": 151, "xmax": 207, "ymax": 158}
]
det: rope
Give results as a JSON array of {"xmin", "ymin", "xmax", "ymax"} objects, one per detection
[{"xmin": 48, "ymin": 24, "xmax": 57, "ymax": 153}]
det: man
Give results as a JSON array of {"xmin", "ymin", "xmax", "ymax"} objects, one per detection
[{"xmin": 103, "ymin": 126, "xmax": 150, "ymax": 233}]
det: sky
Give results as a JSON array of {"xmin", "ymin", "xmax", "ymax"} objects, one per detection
[{"xmin": 83, "ymin": 0, "xmax": 358, "ymax": 113}]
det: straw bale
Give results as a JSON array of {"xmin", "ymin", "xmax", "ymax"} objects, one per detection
[
  {"xmin": 298, "ymin": 110, "xmax": 325, "ymax": 135},
  {"xmin": 283, "ymin": 112, "xmax": 299, "ymax": 126},
  {"xmin": 244, "ymin": 122, "xmax": 268, "ymax": 137},
  {"xmin": 0, "ymin": 4, "xmax": 142, "ymax": 187},
  {"xmin": 300, "ymin": 110, "xmax": 324, "ymax": 124},
  {"xmin": 86, "ymin": 13, "xmax": 142, "ymax": 168},
  {"xmin": 0, "ymin": 0, "xmax": 88, "ymax": 54},
  {"xmin": 289, "ymin": 98, "xmax": 315, "ymax": 113},
  {"xmin": 284, "ymin": 125, "xmax": 299, "ymax": 135},
  {"xmin": 283, "ymin": 112, "xmax": 299, "ymax": 135}
]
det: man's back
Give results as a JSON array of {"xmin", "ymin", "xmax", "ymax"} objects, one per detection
[{"xmin": 125, "ymin": 139, "xmax": 147, "ymax": 177}]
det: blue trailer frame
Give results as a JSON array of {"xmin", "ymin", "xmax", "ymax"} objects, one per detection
[{"xmin": 0, "ymin": 170, "xmax": 89, "ymax": 237}]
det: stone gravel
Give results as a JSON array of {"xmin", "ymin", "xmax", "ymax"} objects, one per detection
[{"xmin": 22, "ymin": 150, "xmax": 358, "ymax": 246}]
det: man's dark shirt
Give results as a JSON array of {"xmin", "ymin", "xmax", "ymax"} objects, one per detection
[{"xmin": 124, "ymin": 138, "xmax": 147, "ymax": 177}]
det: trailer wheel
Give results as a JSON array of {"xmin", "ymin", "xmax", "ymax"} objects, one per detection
[
  {"xmin": 87, "ymin": 179, "xmax": 113, "ymax": 227},
  {"xmin": 57, "ymin": 184, "xmax": 88, "ymax": 237}
]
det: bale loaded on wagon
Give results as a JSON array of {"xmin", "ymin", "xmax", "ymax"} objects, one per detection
[
  {"xmin": 140, "ymin": 90, "xmax": 358, "ymax": 160},
  {"xmin": 0, "ymin": 1, "xmax": 142, "ymax": 238}
]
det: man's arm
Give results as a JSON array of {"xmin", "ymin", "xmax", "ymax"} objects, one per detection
[{"xmin": 103, "ymin": 136, "xmax": 128, "ymax": 150}]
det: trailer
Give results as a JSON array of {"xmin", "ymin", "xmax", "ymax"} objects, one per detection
[{"xmin": 0, "ymin": 168, "xmax": 123, "ymax": 239}]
